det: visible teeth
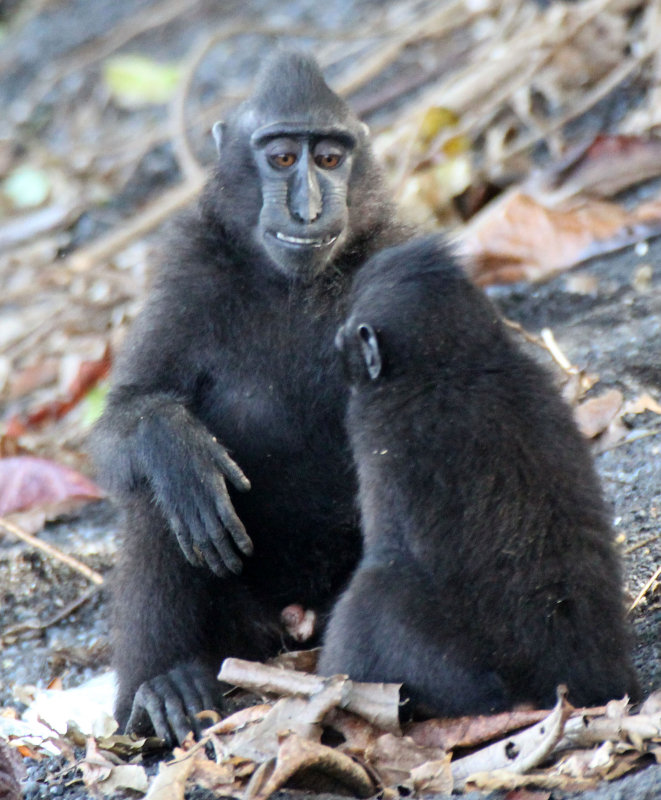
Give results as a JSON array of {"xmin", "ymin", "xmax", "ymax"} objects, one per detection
[{"xmin": 275, "ymin": 232, "xmax": 337, "ymax": 247}]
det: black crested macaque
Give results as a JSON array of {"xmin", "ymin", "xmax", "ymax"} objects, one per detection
[
  {"xmin": 319, "ymin": 237, "xmax": 639, "ymax": 716},
  {"xmin": 90, "ymin": 50, "xmax": 411, "ymax": 745}
]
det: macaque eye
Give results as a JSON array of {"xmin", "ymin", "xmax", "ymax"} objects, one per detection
[
  {"xmin": 313, "ymin": 140, "xmax": 345, "ymax": 170},
  {"xmin": 269, "ymin": 152, "xmax": 297, "ymax": 168},
  {"xmin": 265, "ymin": 138, "xmax": 300, "ymax": 169}
]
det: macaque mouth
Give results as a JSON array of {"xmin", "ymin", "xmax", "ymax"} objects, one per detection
[{"xmin": 271, "ymin": 231, "xmax": 338, "ymax": 248}]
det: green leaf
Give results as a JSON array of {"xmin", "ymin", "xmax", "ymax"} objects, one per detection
[
  {"xmin": 103, "ymin": 54, "xmax": 181, "ymax": 108},
  {"xmin": 82, "ymin": 383, "xmax": 109, "ymax": 427},
  {"xmin": 3, "ymin": 165, "xmax": 51, "ymax": 209}
]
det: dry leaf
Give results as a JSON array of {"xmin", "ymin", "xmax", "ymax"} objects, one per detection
[
  {"xmin": 639, "ymin": 689, "xmax": 661, "ymax": 716},
  {"xmin": 459, "ymin": 190, "xmax": 661, "ymax": 285},
  {"xmin": 406, "ymin": 708, "xmax": 550, "ymax": 750},
  {"xmin": 144, "ymin": 751, "xmax": 196, "ymax": 800},
  {"xmin": 504, "ymin": 790, "xmax": 551, "ymax": 800},
  {"xmin": 625, "ymin": 394, "xmax": 661, "ymax": 417},
  {"xmin": 407, "ymin": 755, "xmax": 453, "ymax": 794},
  {"xmin": 326, "ymin": 708, "xmax": 383, "ymax": 754},
  {"xmin": 574, "ymin": 389, "xmax": 624, "ymax": 438},
  {"xmin": 248, "ymin": 733, "xmax": 374, "ymax": 800},
  {"xmin": 269, "ymin": 648, "xmax": 319, "ymax": 673},
  {"xmin": 80, "ymin": 737, "xmax": 148, "ymax": 795},
  {"xmin": 557, "ymin": 741, "xmax": 615, "ymax": 779},
  {"xmin": 5, "ymin": 344, "xmax": 111, "ymax": 435},
  {"xmin": 187, "ymin": 751, "xmax": 235, "ymax": 791},
  {"xmin": 96, "ymin": 764, "xmax": 150, "ymax": 796},
  {"xmin": 367, "ymin": 732, "xmax": 446, "ymax": 788},
  {"xmin": 219, "ymin": 658, "xmax": 401, "ymax": 733},
  {"xmin": 225, "ymin": 680, "xmax": 346, "ymax": 762},
  {"xmin": 452, "ymin": 688, "xmax": 572, "ymax": 788},
  {"xmin": 465, "ymin": 768, "xmax": 597, "ymax": 793},
  {"xmin": 548, "ymin": 135, "xmax": 661, "ymax": 199},
  {"xmin": 204, "ymin": 704, "xmax": 271, "ymax": 736},
  {"xmin": 79, "ymin": 738, "xmax": 113, "ymax": 788}
]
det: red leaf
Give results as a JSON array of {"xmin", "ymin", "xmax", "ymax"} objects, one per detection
[
  {"xmin": 0, "ymin": 456, "xmax": 104, "ymax": 515},
  {"xmin": 5, "ymin": 344, "xmax": 111, "ymax": 435}
]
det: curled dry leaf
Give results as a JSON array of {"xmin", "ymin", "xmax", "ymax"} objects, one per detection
[
  {"xmin": 557, "ymin": 740, "xmax": 615, "ymax": 779},
  {"xmin": 574, "ymin": 389, "xmax": 624, "ymax": 439},
  {"xmin": 464, "ymin": 768, "xmax": 597, "ymax": 794},
  {"xmin": 224, "ymin": 680, "xmax": 346, "ymax": 762},
  {"xmin": 268, "ymin": 647, "xmax": 319, "ymax": 673},
  {"xmin": 246, "ymin": 733, "xmax": 374, "ymax": 800},
  {"xmin": 451, "ymin": 687, "xmax": 573, "ymax": 787},
  {"xmin": 406, "ymin": 708, "xmax": 550, "ymax": 750},
  {"xmin": 203, "ymin": 703, "xmax": 272, "ymax": 736},
  {"xmin": 325, "ymin": 708, "xmax": 384, "ymax": 754},
  {"xmin": 144, "ymin": 750, "xmax": 196, "ymax": 800},
  {"xmin": 560, "ymin": 695, "xmax": 660, "ymax": 750}
]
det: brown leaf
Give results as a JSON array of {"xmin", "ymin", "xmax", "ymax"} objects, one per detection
[
  {"xmin": 574, "ymin": 389, "xmax": 624, "ymax": 438},
  {"xmin": 549, "ymin": 135, "xmax": 661, "ymax": 199},
  {"xmin": 406, "ymin": 708, "xmax": 550, "ymax": 750},
  {"xmin": 248, "ymin": 733, "xmax": 374, "ymax": 800},
  {"xmin": 366, "ymin": 732, "xmax": 446, "ymax": 788},
  {"xmin": 326, "ymin": 708, "xmax": 384, "ymax": 754},
  {"xmin": 188, "ymin": 751, "xmax": 235, "ymax": 791},
  {"xmin": 504, "ymin": 790, "xmax": 551, "ymax": 800},
  {"xmin": 0, "ymin": 739, "xmax": 26, "ymax": 800},
  {"xmin": 268, "ymin": 648, "xmax": 319, "ymax": 673},
  {"xmin": 460, "ymin": 190, "xmax": 661, "ymax": 285},
  {"xmin": 80, "ymin": 738, "xmax": 147, "ymax": 796},
  {"xmin": 0, "ymin": 455, "xmax": 103, "ymax": 515}
]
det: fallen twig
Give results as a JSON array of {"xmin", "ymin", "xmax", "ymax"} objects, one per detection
[
  {"xmin": 628, "ymin": 564, "xmax": 661, "ymax": 614},
  {"xmin": 0, "ymin": 516, "xmax": 104, "ymax": 585}
]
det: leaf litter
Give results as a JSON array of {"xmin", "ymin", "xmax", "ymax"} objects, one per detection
[{"xmin": 5, "ymin": 657, "xmax": 661, "ymax": 799}]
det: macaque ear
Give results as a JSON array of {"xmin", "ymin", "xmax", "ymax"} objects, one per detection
[
  {"xmin": 212, "ymin": 121, "xmax": 225, "ymax": 157},
  {"xmin": 357, "ymin": 323, "xmax": 382, "ymax": 381}
]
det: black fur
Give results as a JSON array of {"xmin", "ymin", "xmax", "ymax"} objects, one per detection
[
  {"xmin": 319, "ymin": 236, "xmax": 639, "ymax": 715},
  {"xmin": 91, "ymin": 51, "xmax": 408, "ymax": 743}
]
